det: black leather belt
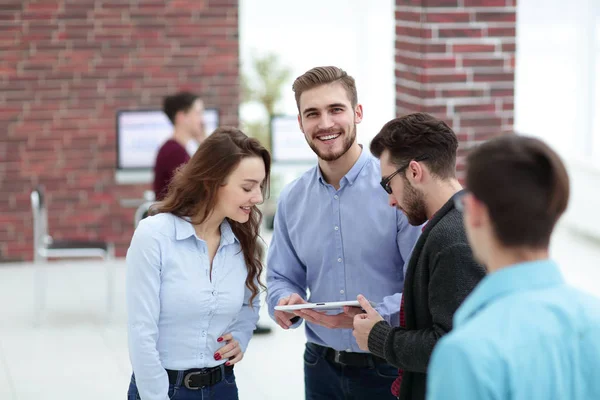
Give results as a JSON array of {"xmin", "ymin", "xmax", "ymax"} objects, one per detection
[
  {"xmin": 312, "ymin": 343, "xmax": 387, "ymax": 368},
  {"xmin": 166, "ymin": 364, "xmax": 233, "ymax": 389}
]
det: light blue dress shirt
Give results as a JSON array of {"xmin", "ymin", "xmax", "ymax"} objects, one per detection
[
  {"xmin": 266, "ymin": 148, "xmax": 422, "ymax": 352},
  {"xmin": 126, "ymin": 213, "xmax": 260, "ymax": 400},
  {"xmin": 427, "ymin": 259, "xmax": 600, "ymax": 400}
]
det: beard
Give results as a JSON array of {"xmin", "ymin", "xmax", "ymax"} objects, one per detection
[
  {"xmin": 401, "ymin": 178, "xmax": 428, "ymax": 226},
  {"xmin": 306, "ymin": 124, "xmax": 356, "ymax": 162}
]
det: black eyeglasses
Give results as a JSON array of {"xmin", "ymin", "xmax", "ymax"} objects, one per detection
[{"xmin": 380, "ymin": 154, "xmax": 429, "ymax": 194}]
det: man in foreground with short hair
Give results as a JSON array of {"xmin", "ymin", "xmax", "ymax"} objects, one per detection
[{"xmin": 427, "ymin": 135, "xmax": 600, "ymax": 400}]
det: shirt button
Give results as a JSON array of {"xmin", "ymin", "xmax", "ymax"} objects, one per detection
[
  {"xmin": 340, "ymin": 290, "xmax": 345, "ymax": 294},
  {"xmin": 212, "ymin": 291, "xmax": 217, "ymax": 296},
  {"xmin": 334, "ymin": 226, "xmax": 339, "ymax": 231},
  {"xmin": 334, "ymin": 195, "xmax": 339, "ymax": 200},
  {"xmin": 202, "ymin": 331, "xmax": 206, "ymax": 337},
  {"xmin": 337, "ymin": 257, "xmax": 342, "ymax": 263}
]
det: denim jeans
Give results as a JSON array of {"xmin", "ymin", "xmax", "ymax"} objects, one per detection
[
  {"xmin": 127, "ymin": 369, "xmax": 239, "ymax": 400},
  {"xmin": 304, "ymin": 343, "xmax": 398, "ymax": 400}
]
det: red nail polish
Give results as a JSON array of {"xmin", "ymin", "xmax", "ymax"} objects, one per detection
[
  {"xmin": 214, "ymin": 353, "xmax": 221, "ymax": 360},
  {"xmin": 225, "ymin": 361, "xmax": 231, "ymax": 366},
  {"xmin": 217, "ymin": 337, "xmax": 223, "ymax": 342}
]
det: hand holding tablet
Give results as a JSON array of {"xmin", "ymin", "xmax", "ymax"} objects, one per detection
[
  {"xmin": 273, "ymin": 293, "xmax": 308, "ymax": 329},
  {"xmin": 275, "ymin": 300, "xmax": 375, "ymax": 312},
  {"xmin": 274, "ymin": 294, "xmax": 377, "ymax": 330}
]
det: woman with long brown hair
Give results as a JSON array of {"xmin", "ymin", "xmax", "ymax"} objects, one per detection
[{"xmin": 126, "ymin": 127, "xmax": 271, "ymax": 400}]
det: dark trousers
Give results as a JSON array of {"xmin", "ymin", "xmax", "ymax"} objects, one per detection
[
  {"xmin": 127, "ymin": 370, "xmax": 238, "ymax": 400},
  {"xmin": 304, "ymin": 343, "xmax": 398, "ymax": 400}
]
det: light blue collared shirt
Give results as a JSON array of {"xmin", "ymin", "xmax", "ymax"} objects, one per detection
[
  {"xmin": 126, "ymin": 213, "xmax": 260, "ymax": 400},
  {"xmin": 427, "ymin": 259, "xmax": 600, "ymax": 400},
  {"xmin": 266, "ymin": 148, "xmax": 422, "ymax": 352}
]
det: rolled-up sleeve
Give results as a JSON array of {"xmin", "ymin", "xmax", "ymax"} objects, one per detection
[{"xmin": 126, "ymin": 223, "xmax": 169, "ymax": 400}]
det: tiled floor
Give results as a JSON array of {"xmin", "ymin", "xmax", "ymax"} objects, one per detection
[{"xmin": 0, "ymin": 224, "xmax": 599, "ymax": 399}]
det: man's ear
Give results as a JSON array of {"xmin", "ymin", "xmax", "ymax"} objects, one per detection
[
  {"xmin": 406, "ymin": 160, "xmax": 425, "ymax": 185},
  {"xmin": 465, "ymin": 194, "xmax": 488, "ymax": 229},
  {"xmin": 354, "ymin": 104, "xmax": 363, "ymax": 124}
]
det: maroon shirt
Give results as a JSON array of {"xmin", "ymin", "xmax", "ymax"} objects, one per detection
[{"xmin": 153, "ymin": 139, "xmax": 190, "ymax": 201}]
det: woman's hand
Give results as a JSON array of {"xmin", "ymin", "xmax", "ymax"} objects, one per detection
[{"xmin": 214, "ymin": 333, "xmax": 243, "ymax": 366}]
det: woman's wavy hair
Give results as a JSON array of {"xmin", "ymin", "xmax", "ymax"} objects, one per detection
[{"xmin": 150, "ymin": 127, "xmax": 271, "ymax": 305}]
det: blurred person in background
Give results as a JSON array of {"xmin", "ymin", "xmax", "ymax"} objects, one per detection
[
  {"xmin": 351, "ymin": 113, "xmax": 485, "ymax": 400},
  {"xmin": 427, "ymin": 135, "xmax": 600, "ymax": 400},
  {"xmin": 153, "ymin": 91, "xmax": 205, "ymax": 201},
  {"xmin": 267, "ymin": 66, "xmax": 422, "ymax": 400},
  {"xmin": 127, "ymin": 128, "xmax": 270, "ymax": 400}
]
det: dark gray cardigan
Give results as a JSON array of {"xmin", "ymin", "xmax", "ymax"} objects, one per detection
[{"xmin": 368, "ymin": 194, "xmax": 486, "ymax": 400}]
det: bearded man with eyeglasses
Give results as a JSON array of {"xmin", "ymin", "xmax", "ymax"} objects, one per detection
[{"xmin": 351, "ymin": 112, "xmax": 486, "ymax": 400}]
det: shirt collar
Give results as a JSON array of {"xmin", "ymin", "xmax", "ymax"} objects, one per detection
[
  {"xmin": 174, "ymin": 216, "xmax": 238, "ymax": 245},
  {"xmin": 455, "ymin": 259, "xmax": 564, "ymax": 327},
  {"xmin": 219, "ymin": 219, "xmax": 238, "ymax": 245},
  {"xmin": 316, "ymin": 145, "xmax": 370, "ymax": 187}
]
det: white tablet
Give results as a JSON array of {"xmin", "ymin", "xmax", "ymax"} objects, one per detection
[{"xmin": 274, "ymin": 300, "xmax": 374, "ymax": 312}]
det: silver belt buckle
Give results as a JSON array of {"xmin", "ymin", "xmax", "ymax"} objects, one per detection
[{"xmin": 184, "ymin": 370, "xmax": 207, "ymax": 390}]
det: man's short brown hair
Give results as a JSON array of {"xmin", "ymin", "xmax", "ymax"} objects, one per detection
[
  {"xmin": 163, "ymin": 91, "xmax": 199, "ymax": 125},
  {"xmin": 466, "ymin": 135, "xmax": 570, "ymax": 248},
  {"xmin": 292, "ymin": 66, "xmax": 358, "ymax": 112},
  {"xmin": 370, "ymin": 113, "xmax": 458, "ymax": 179}
]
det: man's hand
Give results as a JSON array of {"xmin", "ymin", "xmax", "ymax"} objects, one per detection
[
  {"xmin": 352, "ymin": 295, "xmax": 384, "ymax": 351},
  {"xmin": 274, "ymin": 293, "xmax": 306, "ymax": 329},
  {"xmin": 298, "ymin": 306, "xmax": 364, "ymax": 329}
]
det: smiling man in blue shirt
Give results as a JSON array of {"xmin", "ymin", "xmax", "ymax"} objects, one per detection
[
  {"xmin": 266, "ymin": 66, "xmax": 421, "ymax": 400},
  {"xmin": 427, "ymin": 135, "xmax": 600, "ymax": 400}
]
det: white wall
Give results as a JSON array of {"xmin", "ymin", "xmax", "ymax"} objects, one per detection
[{"xmin": 515, "ymin": 0, "xmax": 600, "ymax": 239}]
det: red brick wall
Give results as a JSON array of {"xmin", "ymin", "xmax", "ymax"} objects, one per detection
[
  {"xmin": 394, "ymin": 0, "xmax": 516, "ymax": 174},
  {"xmin": 0, "ymin": 0, "xmax": 240, "ymax": 261}
]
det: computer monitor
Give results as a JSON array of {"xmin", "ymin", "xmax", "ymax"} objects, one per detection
[{"xmin": 116, "ymin": 108, "xmax": 219, "ymax": 170}]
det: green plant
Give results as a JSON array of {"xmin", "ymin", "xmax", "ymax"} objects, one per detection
[{"xmin": 241, "ymin": 52, "xmax": 292, "ymax": 152}]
